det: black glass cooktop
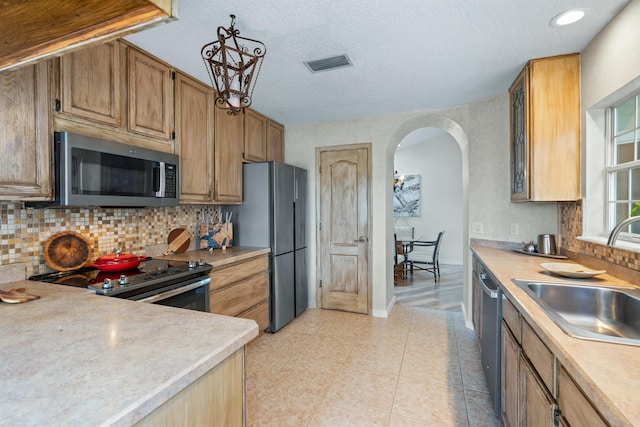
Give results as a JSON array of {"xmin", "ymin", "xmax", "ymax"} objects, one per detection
[{"xmin": 29, "ymin": 259, "xmax": 211, "ymax": 297}]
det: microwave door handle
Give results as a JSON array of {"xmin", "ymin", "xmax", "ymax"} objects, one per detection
[
  {"xmin": 72, "ymin": 156, "xmax": 80, "ymax": 193},
  {"xmin": 159, "ymin": 162, "xmax": 166, "ymax": 197},
  {"xmin": 153, "ymin": 162, "xmax": 166, "ymax": 197}
]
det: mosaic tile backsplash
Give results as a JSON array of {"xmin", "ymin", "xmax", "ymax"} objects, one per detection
[
  {"xmin": 4, "ymin": 198, "xmax": 640, "ymax": 280},
  {"xmin": 558, "ymin": 200, "xmax": 640, "ymax": 272},
  {"xmin": 0, "ymin": 202, "xmax": 219, "ymax": 277}
]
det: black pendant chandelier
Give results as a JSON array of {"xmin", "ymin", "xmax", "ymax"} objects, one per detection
[
  {"xmin": 201, "ymin": 14, "xmax": 266, "ymax": 115},
  {"xmin": 394, "ymin": 171, "xmax": 405, "ymax": 192}
]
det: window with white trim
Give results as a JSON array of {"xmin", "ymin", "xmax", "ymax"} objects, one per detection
[{"xmin": 608, "ymin": 92, "xmax": 640, "ymax": 237}]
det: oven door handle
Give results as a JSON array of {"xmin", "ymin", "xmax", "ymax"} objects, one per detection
[
  {"xmin": 479, "ymin": 272, "xmax": 499, "ymax": 299},
  {"xmin": 137, "ymin": 277, "xmax": 211, "ymax": 304}
]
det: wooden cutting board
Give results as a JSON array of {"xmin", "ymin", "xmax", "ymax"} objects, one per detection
[
  {"xmin": 0, "ymin": 288, "xmax": 40, "ymax": 303},
  {"xmin": 43, "ymin": 231, "xmax": 92, "ymax": 271},
  {"xmin": 163, "ymin": 228, "xmax": 191, "ymax": 255}
]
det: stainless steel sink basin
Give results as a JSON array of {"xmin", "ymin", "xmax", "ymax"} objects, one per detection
[{"xmin": 512, "ymin": 280, "xmax": 640, "ymax": 346}]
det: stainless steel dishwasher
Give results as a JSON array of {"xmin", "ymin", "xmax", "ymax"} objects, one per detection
[{"xmin": 477, "ymin": 267, "xmax": 503, "ymax": 415}]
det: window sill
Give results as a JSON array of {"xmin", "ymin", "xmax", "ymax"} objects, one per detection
[{"xmin": 578, "ymin": 235, "xmax": 640, "ymax": 254}]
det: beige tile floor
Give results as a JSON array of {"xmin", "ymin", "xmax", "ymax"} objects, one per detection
[{"xmin": 245, "ymin": 304, "xmax": 503, "ymax": 426}]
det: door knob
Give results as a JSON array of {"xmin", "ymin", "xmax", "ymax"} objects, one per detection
[{"xmin": 354, "ymin": 236, "xmax": 368, "ymax": 243}]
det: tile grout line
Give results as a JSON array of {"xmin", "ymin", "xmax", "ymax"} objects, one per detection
[
  {"xmin": 305, "ymin": 328, "xmax": 360, "ymax": 426},
  {"xmin": 450, "ymin": 310, "xmax": 474, "ymax": 427},
  {"xmin": 386, "ymin": 307, "xmax": 413, "ymax": 426}
]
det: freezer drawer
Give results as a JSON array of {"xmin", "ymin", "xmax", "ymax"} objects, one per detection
[
  {"xmin": 294, "ymin": 248, "xmax": 308, "ymax": 316},
  {"xmin": 269, "ymin": 252, "xmax": 295, "ymax": 332}
]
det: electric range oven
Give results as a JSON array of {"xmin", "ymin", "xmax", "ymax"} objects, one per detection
[{"xmin": 29, "ymin": 259, "xmax": 212, "ymax": 312}]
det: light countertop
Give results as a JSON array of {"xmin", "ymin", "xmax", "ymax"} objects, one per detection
[
  {"xmin": 472, "ymin": 245, "xmax": 640, "ymax": 427},
  {"xmin": 0, "ymin": 279, "xmax": 257, "ymax": 426},
  {"xmin": 156, "ymin": 246, "xmax": 271, "ymax": 268}
]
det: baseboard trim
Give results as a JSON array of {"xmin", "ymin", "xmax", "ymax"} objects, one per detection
[
  {"xmin": 460, "ymin": 301, "xmax": 474, "ymax": 330},
  {"xmin": 372, "ymin": 295, "xmax": 396, "ymax": 318}
]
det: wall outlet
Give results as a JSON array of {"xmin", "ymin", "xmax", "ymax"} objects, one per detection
[
  {"xmin": 510, "ymin": 223, "xmax": 519, "ymax": 235},
  {"xmin": 472, "ymin": 222, "xmax": 483, "ymax": 234}
]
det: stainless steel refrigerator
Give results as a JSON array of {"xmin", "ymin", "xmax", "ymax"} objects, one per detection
[{"xmin": 224, "ymin": 162, "xmax": 307, "ymax": 332}]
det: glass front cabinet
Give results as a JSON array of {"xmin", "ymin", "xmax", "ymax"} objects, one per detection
[
  {"xmin": 508, "ymin": 54, "xmax": 580, "ymax": 202},
  {"xmin": 510, "ymin": 68, "xmax": 529, "ymax": 201}
]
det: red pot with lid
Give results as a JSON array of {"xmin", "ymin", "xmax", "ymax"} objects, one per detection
[{"xmin": 91, "ymin": 250, "xmax": 147, "ymax": 272}]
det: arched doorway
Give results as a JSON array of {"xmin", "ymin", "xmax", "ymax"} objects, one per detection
[
  {"xmin": 386, "ymin": 114, "xmax": 471, "ymax": 323},
  {"xmin": 393, "ymin": 128, "xmax": 463, "ymax": 265}
]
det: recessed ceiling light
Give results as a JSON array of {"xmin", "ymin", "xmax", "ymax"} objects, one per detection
[{"xmin": 550, "ymin": 8, "xmax": 588, "ymax": 27}]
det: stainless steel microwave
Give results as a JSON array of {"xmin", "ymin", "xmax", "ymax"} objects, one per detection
[{"xmin": 32, "ymin": 132, "xmax": 179, "ymax": 207}]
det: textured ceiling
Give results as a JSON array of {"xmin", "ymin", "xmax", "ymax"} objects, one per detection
[{"xmin": 126, "ymin": 0, "xmax": 629, "ymax": 126}]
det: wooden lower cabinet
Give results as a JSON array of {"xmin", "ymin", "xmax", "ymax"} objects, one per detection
[
  {"xmin": 501, "ymin": 322, "xmax": 520, "ymax": 427},
  {"xmin": 500, "ymin": 292, "xmax": 608, "ymax": 427},
  {"xmin": 210, "ymin": 254, "xmax": 269, "ymax": 343},
  {"xmin": 134, "ymin": 348, "xmax": 244, "ymax": 426},
  {"xmin": 521, "ymin": 320, "xmax": 555, "ymax": 393},
  {"xmin": 502, "ymin": 296, "xmax": 520, "ymax": 342},
  {"xmin": 519, "ymin": 355, "xmax": 558, "ymax": 426},
  {"xmin": 239, "ymin": 300, "xmax": 269, "ymax": 344},
  {"xmin": 211, "ymin": 274, "xmax": 268, "ymax": 317},
  {"xmin": 557, "ymin": 366, "xmax": 607, "ymax": 427}
]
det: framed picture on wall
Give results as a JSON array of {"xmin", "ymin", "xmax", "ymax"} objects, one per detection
[{"xmin": 393, "ymin": 174, "xmax": 420, "ymax": 217}]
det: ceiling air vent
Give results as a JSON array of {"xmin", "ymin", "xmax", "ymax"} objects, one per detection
[{"xmin": 304, "ymin": 54, "xmax": 353, "ymax": 73}]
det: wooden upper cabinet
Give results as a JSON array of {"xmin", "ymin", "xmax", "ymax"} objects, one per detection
[
  {"xmin": 214, "ymin": 109, "xmax": 243, "ymax": 203},
  {"xmin": 128, "ymin": 47, "xmax": 174, "ymax": 142},
  {"xmin": 55, "ymin": 41, "xmax": 174, "ymax": 153},
  {"xmin": 0, "ymin": 0, "xmax": 174, "ymax": 72},
  {"xmin": 245, "ymin": 108, "xmax": 285, "ymax": 163},
  {"xmin": 510, "ymin": 69, "xmax": 529, "ymax": 201},
  {"xmin": 59, "ymin": 40, "xmax": 124, "ymax": 127},
  {"xmin": 266, "ymin": 119, "xmax": 284, "ymax": 162},
  {"xmin": 509, "ymin": 53, "xmax": 580, "ymax": 202},
  {"xmin": 0, "ymin": 61, "xmax": 52, "ymax": 200},
  {"xmin": 509, "ymin": 54, "xmax": 580, "ymax": 201},
  {"xmin": 243, "ymin": 108, "xmax": 267, "ymax": 162},
  {"xmin": 175, "ymin": 72, "xmax": 215, "ymax": 204}
]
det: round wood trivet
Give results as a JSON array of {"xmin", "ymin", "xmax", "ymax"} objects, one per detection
[{"xmin": 43, "ymin": 231, "xmax": 91, "ymax": 271}]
